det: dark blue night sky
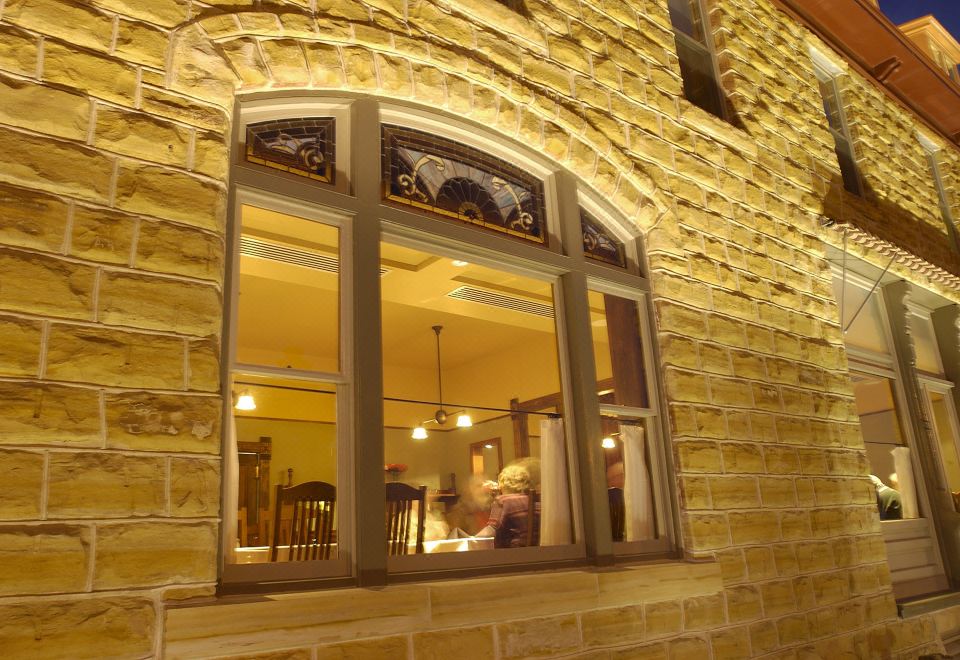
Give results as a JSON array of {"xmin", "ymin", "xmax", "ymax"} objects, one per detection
[{"xmin": 879, "ymin": 0, "xmax": 960, "ymax": 41}]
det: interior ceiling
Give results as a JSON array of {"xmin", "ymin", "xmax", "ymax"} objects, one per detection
[{"xmin": 238, "ymin": 205, "xmax": 609, "ymax": 372}]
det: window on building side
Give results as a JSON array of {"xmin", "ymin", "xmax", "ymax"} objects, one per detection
[
  {"xmin": 921, "ymin": 142, "xmax": 960, "ymax": 251},
  {"xmin": 815, "ymin": 69, "xmax": 862, "ymax": 195},
  {"xmin": 667, "ymin": 0, "xmax": 726, "ymax": 118},
  {"xmin": 222, "ymin": 98, "xmax": 670, "ymax": 587}
]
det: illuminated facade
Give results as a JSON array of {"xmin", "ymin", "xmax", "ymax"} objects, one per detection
[{"xmin": 1, "ymin": 0, "xmax": 960, "ymax": 657}]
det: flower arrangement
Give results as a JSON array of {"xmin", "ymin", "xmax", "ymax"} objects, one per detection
[{"xmin": 384, "ymin": 463, "xmax": 408, "ymax": 480}]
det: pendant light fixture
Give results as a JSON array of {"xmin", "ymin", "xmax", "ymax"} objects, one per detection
[
  {"xmin": 235, "ymin": 390, "xmax": 256, "ymax": 411},
  {"xmin": 410, "ymin": 325, "xmax": 472, "ymax": 439}
]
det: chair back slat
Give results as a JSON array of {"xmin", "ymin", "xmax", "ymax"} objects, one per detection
[
  {"xmin": 385, "ymin": 482, "xmax": 426, "ymax": 555},
  {"xmin": 270, "ymin": 481, "xmax": 336, "ymax": 562}
]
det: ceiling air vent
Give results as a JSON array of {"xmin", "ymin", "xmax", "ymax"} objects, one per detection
[
  {"xmin": 447, "ymin": 285, "xmax": 554, "ymax": 318},
  {"xmin": 240, "ymin": 236, "xmax": 389, "ymax": 276}
]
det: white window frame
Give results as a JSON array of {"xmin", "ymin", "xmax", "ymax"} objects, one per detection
[
  {"xmin": 812, "ymin": 57, "xmax": 862, "ymax": 196},
  {"xmin": 918, "ymin": 135, "xmax": 960, "ymax": 251},
  {"xmin": 221, "ymin": 93, "xmax": 675, "ymax": 589}
]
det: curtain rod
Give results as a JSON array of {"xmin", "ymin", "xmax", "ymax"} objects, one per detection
[{"xmin": 233, "ymin": 382, "xmax": 561, "ymax": 417}]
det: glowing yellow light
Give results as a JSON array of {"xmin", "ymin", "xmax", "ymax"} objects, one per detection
[
  {"xmin": 235, "ymin": 393, "xmax": 256, "ymax": 411},
  {"xmin": 601, "ymin": 436, "xmax": 616, "ymax": 449},
  {"xmin": 412, "ymin": 426, "xmax": 428, "ymax": 440}
]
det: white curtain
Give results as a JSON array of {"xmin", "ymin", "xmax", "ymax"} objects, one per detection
[
  {"xmin": 221, "ymin": 412, "xmax": 239, "ymax": 563},
  {"xmin": 539, "ymin": 417, "xmax": 571, "ymax": 546},
  {"xmin": 621, "ymin": 424, "xmax": 655, "ymax": 541},
  {"xmin": 891, "ymin": 446, "xmax": 919, "ymax": 519}
]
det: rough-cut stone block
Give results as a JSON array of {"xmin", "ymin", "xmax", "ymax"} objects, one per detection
[
  {"xmin": 581, "ymin": 604, "xmax": 645, "ymax": 648},
  {"xmin": 69, "ymin": 206, "xmax": 136, "ymax": 265},
  {"xmin": 193, "ymin": 131, "xmax": 229, "ymax": 181},
  {"xmin": 413, "ymin": 625, "xmax": 495, "ymax": 660},
  {"xmin": 597, "ymin": 562, "xmax": 723, "ymax": 607},
  {"xmin": 140, "ymin": 86, "xmax": 229, "ymax": 131},
  {"xmin": 0, "ymin": 595, "xmax": 155, "ymax": 657},
  {"xmin": 164, "ymin": 586, "xmax": 430, "ymax": 656},
  {"xmin": 0, "ymin": 449, "xmax": 44, "ymax": 519},
  {"xmin": 94, "ymin": 521, "xmax": 217, "ymax": 589},
  {"xmin": 179, "ymin": 338, "xmax": 218, "ymax": 394},
  {"xmin": 0, "ymin": 525, "xmax": 90, "ymax": 596},
  {"xmin": 94, "ymin": 106, "xmax": 191, "ymax": 166},
  {"xmin": 115, "ymin": 18, "xmax": 169, "ymax": 68},
  {"xmin": 0, "ymin": 127, "xmax": 114, "ymax": 203},
  {"xmin": 170, "ymin": 456, "xmax": 220, "ymax": 517},
  {"xmin": 0, "ymin": 382, "xmax": 100, "ymax": 446},
  {"xmin": 0, "ymin": 23, "xmax": 38, "ymax": 75},
  {"xmin": 315, "ymin": 636, "xmax": 408, "ymax": 660},
  {"xmin": 0, "ymin": 247, "xmax": 96, "ymax": 319},
  {"xmin": 0, "ymin": 181, "xmax": 68, "ymax": 251},
  {"xmin": 114, "ymin": 163, "xmax": 226, "ymax": 230},
  {"xmin": 4, "ymin": 0, "xmax": 114, "ymax": 52},
  {"xmin": 135, "ymin": 220, "xmax": 223, "ymax": 282},
  {"xmin": 45, "ymin": 324, "xmax": 186, "ymax": 389},
  {"xmin": 97, "ymin": 272, "xmax": 222, "ymax": 336},
  {"xmin": 42, "ymin": 41, "xmax": 138, "ymax": 104},
  {"xmin": 47, "ymin": 452, "xmax": 166, "ymax": 518},
  {"xmin": 0, "ymin": 315, "xmax": 42, "ymax": 377},
  {"xmin": 644, "ymin": 600, "xmax": 682, "ymax": 638},
  {"xmin": 497, "ymin": 614, "xmax": 580, "ymax": 659},
  {"xmin": 105, "ymin": 392, "xmax": 220, "ymax": 453},
  {"xmin": 0, "ymin": 74, "xmax": 90, "ymax": 140}
]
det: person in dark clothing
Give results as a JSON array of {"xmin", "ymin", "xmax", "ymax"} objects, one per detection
[{"xmin": 870, "ymin": 474, "xmax": 903, "ymax": 520}]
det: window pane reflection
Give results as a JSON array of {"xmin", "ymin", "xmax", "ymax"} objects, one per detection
[
  {"xmin": 232, "ymin": 381, "xmax": 338, "ymax": 563},
  {"xmin": 589, "ymin": 291, "xmax": 648, "ymax": 408},
  {"xmin": 381, "ymin": 243, "xmax": 572, "ymax": 555},
  {"xmin": 602, "ymin": 417, "xmax": 657, "ymax": 542},
  {"xmin": 236, "ymin": 205, "xmax": 340, "ymax": 372},
  {"xmin": 929, "ymin": 390, "xmax": 960, "ymax": 511},
  {"xmin": 852, "ymin": 374, "xmax": 919, "ymax": 520}
]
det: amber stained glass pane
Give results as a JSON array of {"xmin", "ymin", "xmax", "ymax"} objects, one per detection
[
  {"xmin": 581, "ymin": 208, "xmax": 626, "ymax": 268},
  {"xmin": 381, "ymin": 125, "xmax": 547, "ymax": 245},
  {"xmin": 246, "ymin": 118, "xmax": 335, "ymax": 183}
]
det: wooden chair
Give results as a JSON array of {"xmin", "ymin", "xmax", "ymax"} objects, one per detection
[
  {"xmin": 525, "ymin": 489, "xmax": 540, "ymax": 547},
  {"xmin": 270, "ymin": 481, "xmax": 336, "ymax": 562},
  {"xmin": 608, "ymin": 487, "xmax": 625, "ymax": 542},
  {"xmin": 386, "ymin": 482, "xmax": 426, "ymax": 555}
]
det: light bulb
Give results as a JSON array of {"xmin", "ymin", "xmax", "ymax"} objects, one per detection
[
  {"xmin": 601, "ymin": 436, "xmax": 616, "ymax": 449},
  {"xmin": 452, "ymin": 260, "xmax": 469, "ymax": 267},
  {"xmin": 411, "ymin": 426, "xmax": 428, "ymax": 440},
  {"xmin": 456, "ymin": 413, "xmax": 473, "ymax": 428},
  {"xmin": 235, "ymin": 392, "xmax": 256, "ymax": 411},
  {"xmin": 483, "ymin": 443, "xmax": 494, "ymax": 449}
]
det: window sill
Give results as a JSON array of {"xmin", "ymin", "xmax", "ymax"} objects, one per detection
[{"xmin": 165, "ymin": 559, "xmax": 722, "ymax": 658}]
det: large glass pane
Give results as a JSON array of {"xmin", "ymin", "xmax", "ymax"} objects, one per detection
[
  {"xmin": 675, "ymin": 37, "xmax": 725, "ymax": 118},
  {"xmin": 236, "ymin": 205, "xmax": 339, "ymax": 372},
  {"xmin": 231, "ymin": 379, "xmax": 339, "ymax": 563},
  {"xmin": 910, "ymin": 311, "xmax": 943, "ymax": 376},
  {"xmin": 852, "ymin": 374, "xmax": 919, "ymax": 520},
  {"xmin": 381, "ymin": 242, "xmax": 571, "ymax": 555},
  {"xmin": 600, "ymin": 417, "xmax": 657, "ymax": 542},
  {"xmin": 831, "ymin": 278, "xmax": 889, "ymax": 355},
  {"xmin": 589, "ymin": 291, "xmax": 648, "ymax": 408},
  {"xmin": 668, "ymin": 0, "xmax": 705, "ymax": 41},
  {"xmin": 929, "ymin": 390, "xmax": 960, "ymax": 510}
]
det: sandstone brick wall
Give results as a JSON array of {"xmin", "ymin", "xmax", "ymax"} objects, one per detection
[{"xmin": 0, "ymin": 0, "xmax": 958, "ymax": 657}]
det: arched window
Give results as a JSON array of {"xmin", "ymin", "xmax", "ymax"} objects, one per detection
[{"xmin": 222, "ymin": 96, "xmax": 672, "ymax": 588}]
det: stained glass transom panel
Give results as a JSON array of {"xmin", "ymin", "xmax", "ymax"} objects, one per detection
[
  {"xmin": 246, "ymin": 118, "xmax": 335, "ymax": 183},
  {"xmin": 581, "ymin": 208, "xmax": 627, "ymax": 268},
  {"xmin": 381, "ymin": 125, "xmax": 547, "ymax": 245}
]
